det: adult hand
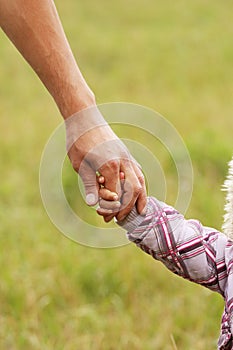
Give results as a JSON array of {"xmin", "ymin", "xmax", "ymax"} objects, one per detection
[
  {"xmin": 66, "ymin": 108, "xmax": 147, "ymax": 222},
  {"xmin": 0, "ymin": 0, "xmax": 147, "ymax": 221}
]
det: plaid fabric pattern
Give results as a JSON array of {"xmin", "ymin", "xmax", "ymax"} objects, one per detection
[{"xmin": 118, "ymin": 197, "xmax": 233, "ymax": 350}]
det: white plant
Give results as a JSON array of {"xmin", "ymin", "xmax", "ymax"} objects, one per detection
[{"xmin": 222, "ymin": 157, "xmax": 233, "ymax": 240}]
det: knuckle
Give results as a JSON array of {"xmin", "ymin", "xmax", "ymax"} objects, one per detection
[
  {"xmin": 123, "ymin": 180, "xmax": 141, "ymax": 199},
  {"xmin": 134, "ymin": 184, "xmax": 142, "ymax": 197},
  {"xmin": 138, "ymin": 173, "xmax": 145, "ymax": 185},
  {"xmin": 100, "ymin": 159, "xmax": 119, "ymax": 174},
  {"xmin": 108, "ymin": 159, "xmax": 119, "ymax": 172}
]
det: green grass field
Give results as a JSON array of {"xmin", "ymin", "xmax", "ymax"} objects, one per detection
[{"xmin": 0, "ymin": 0, "xmax": 233, "ymax": 349}]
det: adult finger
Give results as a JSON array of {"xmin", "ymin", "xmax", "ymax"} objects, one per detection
[
  {"xmin": 78, "ymin": 160, "xmax": 99, "ymax": 206},
  {"xmin": 133, "ymin": 164, "xmax": 147, "ymax": 215}
]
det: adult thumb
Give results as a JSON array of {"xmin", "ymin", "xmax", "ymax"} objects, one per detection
[{"xmin": 78, "ymin": 161, "xmax": 99, "ymax": 206}]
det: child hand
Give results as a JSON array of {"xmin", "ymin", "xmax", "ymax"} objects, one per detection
[{"xmin": 96, "ymin": 172, "xmax": 125, "ymax": 222}]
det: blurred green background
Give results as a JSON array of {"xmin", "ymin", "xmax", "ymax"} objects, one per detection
[{"xmin": 0, "ymin": 0, "xmax": 232, "ymax": 349}]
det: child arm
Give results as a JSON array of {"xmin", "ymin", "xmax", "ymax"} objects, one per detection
[
  {"xmin": 118, "ymin": 196, "xmax": 233, "ymax": 348},
  {"xmin": 97, "ymin": 175, "xmax": 233, "ymax": 348}
]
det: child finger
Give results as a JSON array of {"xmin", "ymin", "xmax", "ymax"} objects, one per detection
[
  {"xmin": 99, "ymin": 198, "xmax": 121, "ymax": 210},
  {"xmin": 99, "ymin": 188, "xmax": 118, "ymax": 201},
  {"xmin": 103, "ymin": 214, "xmax": 115, "ymax": 222},
  {"xmin": 120, "ymin": 171, "xmax": 125, "ymax": 180},
  {"xmin": 97, "ymin": 175, "xmax": 105, "ymax": 184},
  {"xmin": 97, "ymin": 207, "xmax": 116, "ymax": 216}
]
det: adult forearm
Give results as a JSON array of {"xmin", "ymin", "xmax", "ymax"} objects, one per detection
[
  {"xmin": 0, "ymin": 0, "xmax": 95, "ymax": 118},
  {"xmin": 0, "ymin": 0, "xmax": 147, "ymax": 216}
]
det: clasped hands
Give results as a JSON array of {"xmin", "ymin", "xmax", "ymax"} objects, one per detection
[{"xmin": 65, "ymin": 108, "xmax": 147, "ymax": 222}]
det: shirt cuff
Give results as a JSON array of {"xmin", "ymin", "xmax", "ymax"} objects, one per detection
[{"xmin": 117, "ymin": 197, "xmax": 153, "ymax": 233}]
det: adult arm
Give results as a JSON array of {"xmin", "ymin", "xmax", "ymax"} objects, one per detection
[{"xmin": 0, "ymin": 0, "xmax": 147, "ymax": 220}]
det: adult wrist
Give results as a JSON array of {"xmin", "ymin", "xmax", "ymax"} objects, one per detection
[
  {"xmin": 65, "ymin": 105, "xmax": 110, "ymax": 151},
  {"xmin": 59, "ymin": 87, "xmax": 96, "ymax": 120}
]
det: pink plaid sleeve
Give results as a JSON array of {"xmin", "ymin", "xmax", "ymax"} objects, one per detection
[{"xmin": 118, "ymin": 197, "xmax": 233, "ymax": 350}]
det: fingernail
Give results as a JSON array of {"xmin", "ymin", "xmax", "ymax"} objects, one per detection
[
  {"xmin": 113, "ymin": 195, "xmax": 118, "ymax": 201},
  {"xmin": 86, "ymin": 194, "xmax": 96, "ymax": 205},
  {"xmin": 120, "ymin": 172, "xmax": 125, "ymax": 180}
]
